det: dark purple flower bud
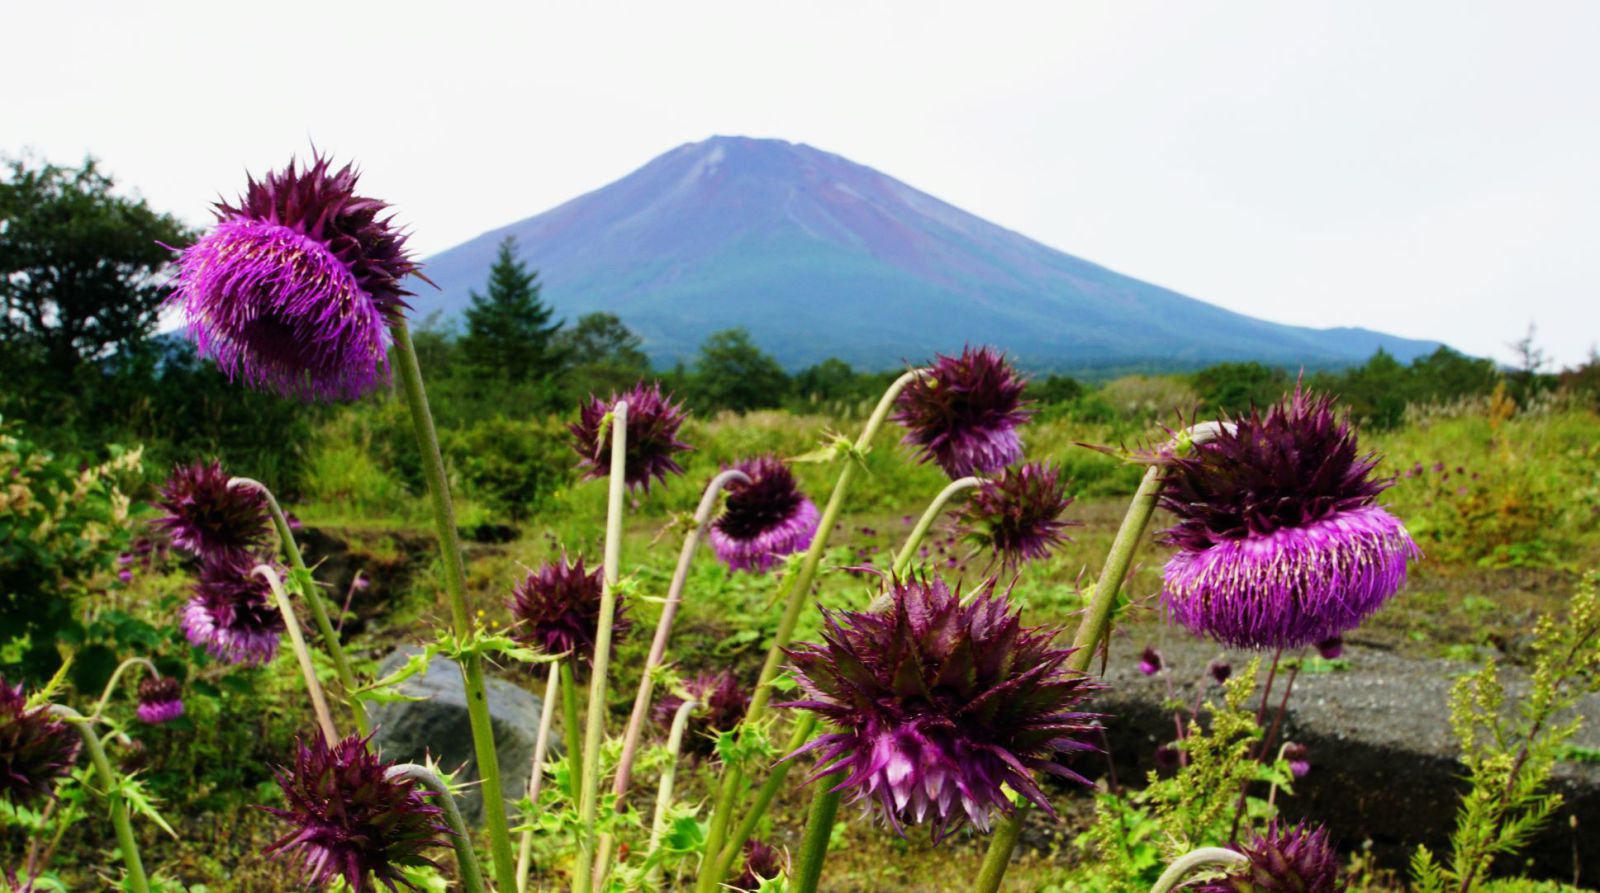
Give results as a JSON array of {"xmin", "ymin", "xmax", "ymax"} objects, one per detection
[
  {"xmin": 508, "ymin": 555, "xmax": 629, "ymax": 668},
  {"xmin": 1154, "ymin": 743, "xmax": 1181, "ymax": 771},
  {"xmin": 730, "ymin": 839, "xmax": 786, "ymax": 892},
  {"xmin": 893, "ymin": 346, "xmax": 1031, "ymax": 478},
  {"xmin": 167, "ymin": 154, "xmax": 420, "ymax": 402},
  {"xmin": 118, "ymin": 568, "xmax": 134, "ymax": 584},
  {"xmin": 959, "ymin": 462, "xmax": 1077, "ymax": 568},
  {"xmin": 570, "ymin": 381, "xmax": 692, "ymax": 493},
  {"xmin": 152, "ymin": 461, "xmax": 273, "ymax": 564},
  {"xmin": 654, "ymin": 670, "xmax": 751, "ymax": 757},
  {"xmin": 708, "ymin": 457, "xmax": 820, "ymax": 573},
  {"xmin": 1191, "ymin": 821, "xmax": 1342, "ymax": 893},
  {"xmin": 782, "ymin": 575, "xmax": 1101, "ymax": 840},
  {"xmin": 1315, "ymin": 636, "xmax": 1344, "ymax": 660},
  {"xmin": 1139, "ymin": 646, "xmax": 1163, "ymax": 676},
  {"xmin": 262, "ymin": 734, "xmax": 451, "ymax": 892},
  {"xmin": 136, "ymin": 676, "xmax": 184, "ymax": 725},
  {"xmin": 182, "ymin": 554, "xmax": 286, "ymax": 666},
  {"xmin": 1209, "ymin": 659, "xmax": 1233, "ymax": 685},
  {"xmin": 1158, "ymin": 390, "xmax": 1418, "ymax": 650},
  {"xmin": 1283, "ymin": 741, "xmax": 1310, "ymax": 778},
  {"xmin": 0, "ymin": 678, "xmax": 81, "ymax": 807}
]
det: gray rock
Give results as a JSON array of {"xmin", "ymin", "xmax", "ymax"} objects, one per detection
[{"xmin": 369, "ymin": 647, "xmax": 546, "ymax": 824}]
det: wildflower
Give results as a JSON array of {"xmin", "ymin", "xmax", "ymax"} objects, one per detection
[
  {"xmin": 958, "ymin": 462, "xmax": 1076, "ymax": 567},
  {"xmin": 1209, "ymin": 659, "xmax": 1233, "ymax": 685},
  {"xmin": 0, "ymin": 678, "xmax": 80, "ymax": 807},
  {"xmin": 730, "ymin": 839, "xmax": 785, "ymax": 892},
  {"xmin": 783, "ymin": 575, "xmax": 1100, "ymax": 839},
  {"xmin": 136, "ymin": 677, "xmax": 185, "ymax": 724},
  {"xmin": 1154, "ymin": 743, "xmax": 1181, "ymax": 771},
  {"xmin": 263, "ymin": 734, "xmax": 450, "ymax": 892},
  {"xmin": 182, "ymin": 555, "xmax": 286, "ymax": 666},
  {"xmin": 152, "ymin": 461, "xmax": 272, "ymax": 563},
  {"xmin": 1283, "ymin": 742, "xmax": 1310, "ymax": 778},
  {"xmin": 167, "ymin": 154, "xmax": 419, "ymax": 401},
  {"xmin": 1315, "ymin": 636, "xmax": 1344, "ymax": 660},
  {"xmin": 893, "ymin": 346, "xmax": 1030, "ymax": 478},
  {"xmin": 1158, "ymin": 390, "xmax": 1418, "ymax": 650},
  {"xmin": 1191, "ymin": 821, "xmax": 1341, "ymax": 893},
  {"xmin": 708, "ymin": 457, "xmax": 820, "ymax": 572},
  {"xmin": 508, "ymin": 555, "xmax": 629, "ymax": 668},
  {"xmin": 569, "ymin": 381, "xmax": 692, "ymax": 492},
  {"xmin": 653, "ymin": 670, "xmax": 750, "ymax": 756},
  {"xmin": 1139, "ymin": 646, "xmax": 1163, "ymax": 676}
]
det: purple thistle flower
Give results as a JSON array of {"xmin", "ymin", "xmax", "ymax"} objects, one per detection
[
  {"xmin": 152, "ymin": 461, "xmax": 273, "ymax": 564},
  {"xmin": 653, "ymin": 670, "xmax": 751, "ymax": 757},
  {"xmin": 0, "ymin": 678, "xmax": 80, "ymax": 807},
  {"xmin": 782, "ymin": 575, "xmax": 1101, "ymax": 840},
  {"xmin": 508, "ymin": 555, "xmax": 629, "ymax": 668},
  {"xmin": 1154, "ymin": 743, "xmax": 1181, "ymax": 771},
  {"xmin": 1283, "ymin": 741, "xmax": 1311, "ymax": 778},
  {"xmin": 708, "ymin": 456, "xmax": 820, "ymax": 573},
  {"xmin": 262, "ymin": 734, "xmax": 451, "ymax": 892},
  {"xmin": 1157, "ymin": 390, "xmax": 1419, "ymax": 650},
  {"xmin": 167, "ymin": 154, "xmax": 420, "ymax": 402},
  {"xmin": 1209, "ymin": 659, "xmax": 1233, "ymax": 685},
  {"xmin": 1139, "ymin": 646, "xmax": 1163, "ymax": 676},
  {"xmin": 958, "ymin": 462, "xmax": 1077, "ymax": 567},
  {"xmin": 569, "ymin": 381, "xmax": 692, "ymax": 493},
  {"xmin": 1315, "ymin": 636, "xmax": 1344, "ymax": 660},
  {"xmin": 893, "ymin": 346, "xmax": 1031, "ymax": 478},
  {"xmin": 1190, "ymin": 821, "xmax": 1342, "ymax": 893},
  {"xmin": 730, "ymin": 839, "xmax": 786, "ymax": 892},
  {"xmin": 182, "ymin": 555, "xmax": 286, "ymax": 666},
  {"xmin": 136, "ymin": 676, "xmax": 185, "ymax": 725}
]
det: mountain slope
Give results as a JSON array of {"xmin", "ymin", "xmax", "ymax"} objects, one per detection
[{"xmin": 412, "ymin": 136, "xmax": 1439, "ymax": 371}]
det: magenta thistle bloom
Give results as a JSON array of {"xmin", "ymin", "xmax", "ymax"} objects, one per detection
[
  {"xmin": 152, "ymin": 461, "xmax": 272, "ymax": 563},
  {"xmin": 1138, "ymin": 646, "xmax": 1163, "ymax": 676},
  {"xmin": 0, "ymin": 678, "xmax": 80, "ymax": 807},
  {"xmin": 958, "ymin": 462, "xmax": 1076, "ymax": 567},
  {"xmin": 508, "ymin": 555, "xmax": 629, "ymax": 668},
  {"xmin": 708, "ymin": 456, "xmax": 820, "ymax": 572},
  {"xmin": 1209, "ymin": 659, "xmax": 1233, "ymax": 685},
  {"xmin": 569, "ymin": 381, "xmax": 692, "ymax": 493},
  {"xmin": 783, "ymin": 575, "xmax": 1100, "ymax": 839},
  {"xmin": 653, "ymin": 670, "xmax": 751, "ymax": 756},
  {"xmin": 1191, "ymin": 821, "xmax": 1342, "ymax": 893},
  {"xmin": 263, "ymin": 734, "xmax": 450, "ymax": 892},
  {"xmin": 1315, "ymin": 636, "xmax": 1344, "ymax": 660},
  {"xmin": 1283, "ymin": 741, "xmax": 1311, "ymax": 778},
  {"xmin": 893, "ymin": 346, "xmax": 1030, "ymax": 478},
  {"xmin": 182, "ymin": 555, "xmax": 286, "ymax": 666},
  {"xmin": 167, "ymin": 154, "xmax": 420, "ymax": 402},
  {"xmin": 1158, "ymin": 390, "xmax": 1418, "ymax": 650},
  {"xmin": 730, "ymin": 839, "xmax": 786, "ymax": 892},
  {"xmin": 135, "ymin": 676, "xmax": 185, "ymax": 724}
]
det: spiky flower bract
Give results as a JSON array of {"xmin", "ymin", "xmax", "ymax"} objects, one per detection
[
  {"xmin": 569, "ymin": 381, "xmax": 692, "ymax": 492},
  {"xmin": 1191, "ymin": 821, "xmax": 1343, "ymax": 893},
  {"xmin": 181, "ymin": 555, "xmax": 286, "ymax": 666},
  {"xmin": 783, "ymin": 575, "xmax": 1100, "ymax": 839},
  {"xmin": 1158, "ymin": 390, "xmax": 1418, "ymax": 649},
  {"xmin": 893, "ymin": 346, "xmax": 1030, "ymax": 478},
  {"xmin": 0, "ymin": 678, "xmax": 80, "ymax": 807},
  {"xmin": 653, "ymin": 670, "xmax": 751, "ymax": 756},
  {"xmin": 730, "ymin": 839, "xmax": 785, "ymax": 892},
  {"xmin": 136, "ymin": 676, "xmax": 185, "ymax": 724},
  {"xmin": 167, "ymin": 154, "xmax": 419, "ymax": 401},
  {"xmin": 959, "ymin": 462, "xmax": 1076, "ymax": 567},
  {"xmin": 508, "ymin": 555, "xmax": 629, "ymax": 668},
  {"xmin": 152, "ymin": 461, "xmax": 272, "ymax": 563},
  {"xmin": 708, "ymin": 456, "xmax": 820, "ymax": 573},
  {"xmin": 262, "ymin": 734, "xmax": 450, "ymax": 892}
]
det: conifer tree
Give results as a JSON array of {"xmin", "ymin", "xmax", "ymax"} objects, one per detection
[{"xmin": 460, "ymin": 236, "xmax": 566, "ymax": 384}]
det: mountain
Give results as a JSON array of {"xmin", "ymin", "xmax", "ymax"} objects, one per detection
[{"xmin": 411, "ymin": 136, "xmax": 1440, "ymax": 372}]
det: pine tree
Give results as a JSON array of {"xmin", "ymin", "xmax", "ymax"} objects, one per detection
[{"xmin": 459, "ymin": 236, "xmax": 566, "ymax": 384}]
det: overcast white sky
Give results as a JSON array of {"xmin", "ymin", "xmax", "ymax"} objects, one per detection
[{"xmin": 7, "ymin": 1, "xmax": 1597, "ymax": 367}]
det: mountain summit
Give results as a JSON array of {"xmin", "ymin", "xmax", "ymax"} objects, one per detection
[{"xmin": 412, "ymin": 136, "xmax": 1437, "ymax": 371}]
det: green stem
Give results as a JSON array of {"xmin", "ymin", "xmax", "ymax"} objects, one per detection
[
  {"xmin": 231, "ymin": 477, "xmax": 369, "ymax": 736},
  {"xmin": 51, "ymin": 706, "xmax": 149, "ymax": 893},
  {"xmin": 517, "ymin": 663, "xmax": 562, "ymax": 893},
  {"xmin": 1149, "ymin": 847, "xmax": 1248, "ymax": 893},
  {"xmin": 91, "ymin": 657, "xmax": 159, "ymax": 720},
  {"xmin": 791, "ymin": 771, "xmax": 843, "ymax": 893},
  {"xmin": 643, "ymin": 699, "xmax": 698, "ymax": 890},
  {"xmin": 892, "ymin": 476, "xmax": 980, "ymax": 575},
  {"xmin": 575, "ymin": 401, "xmax": 630, "ymax": 893},
  {"xmin": 255, "ymin": 565, "xmax": 339, "ymax": 746},
  {"xmin": 387, "ymin": 763, "xmax": 489, "ymax": 893},
  {"xmin": 390, "ymin": 320, "xmax": 517, "ymax": 891},
  {"xmin": 561, "ymin": 662, "xmax": 584, "ymax": 801}
]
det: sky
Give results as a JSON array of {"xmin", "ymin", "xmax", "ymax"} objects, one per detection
[{"xmin": 6, "ymin": 1, "xmax": 1597, "ymax": 368}]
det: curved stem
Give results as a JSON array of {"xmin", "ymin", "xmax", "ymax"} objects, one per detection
[
  {"xmin": 254, "ymin": 565, "xmax": 339, "ymax": 747},
  {"xmin": 231, "ymin": 477, "xmax": 368, "ymax": 736},
  {"xmin": 575, "ymin": 401, "xmax": 630, "ymax": 893},
  {"xmin": 517, "ymin": 663, "xmax": 562, "ymax": 893},
  {"xmin": 892, "ymin": 476, "xmax": 980, "ymax": 575},
  {"xmin": 642, "ymin": 699, "xmax": 698, "ymax": 890},
  {"xmin": 386, "ymin": 763, "xmax": 488, "ymax": 893},
  {"xmin": 50, "ymin": 706, "xmax": 150, "ymax": 893},
  {"xmin": 391, "ymin": 320, "xmax": 517, "ymax": 890},
  {"xmin": 561, "ymin": 662, "xmax": 584, "ymax": 801},
  {"xmin": 91, "ymin": 657, "xmax": 160, "ymax": 720},
  {"xmin": 1149, "ymin": 847, "xmax": 1248, "ymax": 893},
  {"xmin": 791, "ymin": 773, "xmax": 842, "ymax": 893}
]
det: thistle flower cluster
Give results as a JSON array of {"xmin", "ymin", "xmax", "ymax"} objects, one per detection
[
  {"xmin": 653, "ymin": 670, "xmax": 750, "ymax": 756},
  {"xmin": 1191, "ymin": 821, "xmax": 1342, "ymax": 893},
  {"xmin": 136, "ymin": 676, "xmax": 185, "ymax": 725},
  {"xmin": 785, "ymin": 575, "xmax": 1100, "ymax": 839},
  {"xmin": 509, "ymin": 555, "xmax": 629, "ymax": 668},
  {"xmin": 569, "ymin": 381, "xmax": 692, "ymax": 493},
  {"xmin": 893, "ymin": 346, "xmax": 1030, "ymax": 478},
  {"xmin": 959, "ymin": 461, "xmax": 1076, "ymax": 568},
  {"xmin": 181, "ymin": 553, "xmax": 287, "ymax": 666},
  {"xmin": 0, "ymin": 678, "xmax": 80, "ymax": 807},
  {"xmin": 708, "ymin": 456, "xmax": 820, "ymax": 572}
]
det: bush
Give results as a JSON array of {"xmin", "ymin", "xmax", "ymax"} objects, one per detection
[{"xmin": 448, "ymin": 416, "xmax": 574, "ymax": 521}]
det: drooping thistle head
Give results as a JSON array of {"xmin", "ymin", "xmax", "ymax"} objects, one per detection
[
  {"xmin": 1138, "ymin": 646, "xmax": 1164, "ymax": 676},
  {"xmin": 181, "ymin": 555, "xmax": 286, "ymax": 666},
  {"xmin": 569, "ymin": 381, "xmax": 692, "ymax": 492},
  {"xmin": 1191, "ymin": 821, "xmax": 1342, "ymax": 893},
  {"xmin": 136, "ymin": 676, "xmax": 185, "ymax": 725},
  {"xmin": 959, "ymin": 462, "xmax": 1076, "ymax": 568},
  {"xmin": 152, "ymin": 461, "xmax": 273, "ymax": 563},
  {"xmin": 262, "ymin": 734, "xmax": 450, "ymax": 892},
  {"xmin": 893, "ymin": 346, "xmax": 1030, "ymax": 478},
  {"xmin": 653, "ymin": 670, "xmax": 751, "ymax": 756},
  {"xmin": 167, "ymin": 154, "xmax": 420, "ymax": 402},
  {"xmin": 708, "ymin": 456, "xmax": 820, "ymax": 573},
  {"xmin": 1157, "ymin": 390, "xmax": 1418, "ymax": 649},
  {"xmin": 0, "ymin": 678, "xmax": 80, "ymax": 807},
  {"xmin": 783, "ymin": 574, "xmax": 1100, "ymax": 839},
  {"xmin": 508, "ymin": 555, "xmax": 629, "ymax": 668},
  {"xmin": 730, "ymin": 839, "xmax": 786, "ymax": 892}
]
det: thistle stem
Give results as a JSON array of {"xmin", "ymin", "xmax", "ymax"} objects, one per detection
[
  {"xmin": 1149, "ymin": 847, "xmax": 1248, "ymax": 893},
  {"xmin": 50, "ymin": 706, "xmax": 150, "ymax": 893},
  {"xmin": 91, "ymin": 657, "xmax": 160, "ymax": 720},
  {"xmin": 561, "ymin": 662, "xmax": 584, "ymax": 801},
  {"xmin": 255, "ymin": 565, "xmax": 339, "ymax": 746},
  {"xmin": 390, "ymin": 320, "xmax": 517, "ymax": 890},
  {"xmin": 791, "ymin": 771, "xmax": 843, "ymax": 893},
  {"xmin": 386, "ymin": 763, "xmax": 488, "ymax": 893},
  {"xmin": 574, "ymin": 401, "xmax": 630, "ymax": 893},
  {"xmin": 892, "ymin": 476, "xmax": 980, "ymax": 575},
  {"xmin": 231, "ymin": 477, "xmax": 368, "ymax": 735},
  {"xmin": 517, "ymin": 663, "xmax": 562, "ymax": 893},
  {"xmin": 642, "ymin": 699, "xmax": 698, "ymax": 890}
]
